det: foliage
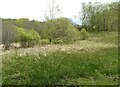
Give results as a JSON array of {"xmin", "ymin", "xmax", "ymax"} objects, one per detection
[
  {"xmin": 80, "ymin": 29, "xmax": 89, "ymax": 40},
  {"xmin": 41, "ymin": 17, "xmax": 79, "ymax": 43},
  {"xmin": 2, "ymin": 18, "xmax": 43, "ymax": 49},
  {"xmin": 16, "ymin": 27, "xmax": 40, "ymax": 47},
  {"xmin": 44, "ymin": 0, "xmax": 61, "ymax": 20},
  {"xmin": 80, "ymin": 2, "xmax": 118, "ymax": 32},
  {"xmin": 29, "ymin": 29, "xmax": 41, "ymax": 41},
  {"xmin": 15, "ymin": 18, "xmax": 31, "ymax": 29},
  {"xmin": 15, "ymin": 18, "xmax": 44, "ymax": 33},
  {"xmin": 1, "ymin": 2, "xmax": 118, "ymax": 50},
  {"xmin": 41, "ymin": 39, "xmax": 50, "ymax": 45}
]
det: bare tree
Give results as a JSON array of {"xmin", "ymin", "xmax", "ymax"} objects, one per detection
[{"xmin": 44, "ymin": 0, "xmax": 61, "ymax": 20}]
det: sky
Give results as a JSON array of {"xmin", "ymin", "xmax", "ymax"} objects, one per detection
[{"xmin": 0, "ymin": 0, "xmax": 115, "ymax": 22}]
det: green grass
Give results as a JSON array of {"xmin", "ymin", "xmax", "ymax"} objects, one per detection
[
  {"xmin": 2, "ymin": 47, "xmax": 118, "ymax": 85},
  {"xmin": 89, "ymin": 31, "xmax": 118, "ymax": 44},
  {"xmin": 2, "ymin": 31, "xmax": 118, "ymax": 85}
]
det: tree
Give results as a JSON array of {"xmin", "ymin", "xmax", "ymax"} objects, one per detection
[
  {"xmin": 40, "ymin": 18, "xmax": 79, "ymax": 43},
  {"xmin": 30, "ymin": 20, "xmax": 44, "ymax": 34},
  {"xmin": 15, "ymin": 18, "xmax": 31, "ymax": 30},
  {"xmin": 44, "ymin": 0, "xmax": 61, "ymax": 20},
  {"xmin": 79, "ymin": 2, "xmax": 118, "ymax": 32}
]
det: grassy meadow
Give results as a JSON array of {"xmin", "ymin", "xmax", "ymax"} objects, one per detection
[{"xmin": 2, "ymin": 31, "xmax": 118, "ymax": 85}]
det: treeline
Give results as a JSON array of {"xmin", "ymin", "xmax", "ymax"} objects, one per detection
[
  {"xmin": 80, "ymin": 2, "xmax": 118, "ymax": 32},
  {"xmin": 1, "ymin": 2, "xmax": 118, "ymax": 50},
  {"xmin": 2, "ymin": 18, "xmax": 84, "ymax": 50}
]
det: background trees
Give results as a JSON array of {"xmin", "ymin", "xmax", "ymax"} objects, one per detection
[
  {"xmin": 80, "ymin": 2, "xmax": 118, "ymax": 32},
  {"xmin": 44, "ymin": 0, "xmax": 61, "ymax": 20},
  {"xmin": 2, "ymin": 19, "xmax": 41, "ymax": 49},
  {"xmin": 1, "ymin": 1, "xmax": 118, "ymax": 50},
  {"xmin": 2, "ymin": 19, "xmax": 17, "ymax": 50}
]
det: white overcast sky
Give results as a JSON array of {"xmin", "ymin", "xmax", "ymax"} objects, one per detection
[{"xmin": 0, "ymin": 0, "xmax": 116, "ymax": 21}]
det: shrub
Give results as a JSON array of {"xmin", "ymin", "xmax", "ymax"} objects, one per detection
[
  {"xmin": 28, "ymin": 29, "xmax": 41, "ymax": 47},
  {"xmin": 40, "ymin": 17, "xmax": 79, "ymax": 43},
  {"xmin": 80, "ymin": 29, "xmax": 89, "ymax": 40},
  {"xmin": 41, "ymin": 39, "xmax": 50, "ymax": 45},
  {"xmin": 16, "ymin": 27, "xmax": 40, "ymax": 47}
]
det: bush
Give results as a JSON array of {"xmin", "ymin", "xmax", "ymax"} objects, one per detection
[
  {"xmin": 80, "ymin": 29, "xmax": 89, "ymax": 40},
  {"xmin": 40, "ymin": 17, "xmax": 79, "ymax": 43},
  {"xmin": 16, "ymin": 27, "xmax": 40, "ymax": 47},
  {"xmin": 28, "ymin": 29, "xmax": 41, "ymax": 46},
  {"xmin": 41, "ymin": 39, "xmax": 50, "ymax": 45}
]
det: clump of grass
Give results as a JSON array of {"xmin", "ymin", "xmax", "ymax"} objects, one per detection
[{"xmin": 2, "ymin": 47, "xmax": 118, "ymax": 85}]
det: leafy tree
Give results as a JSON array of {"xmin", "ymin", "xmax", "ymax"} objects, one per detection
[
  {"xmin": 30, "ymin": 20, "xmax": 44, "ymax": 34},
  {"xmin": 16, "ymin": 27, "xmax": 40, "ymax": 47},
  {"xmin": 15, "ymin": 18, "xmax": 31, "ymax": 30},
  {"xmin": 79, "ymin": 2, "xmax": 118, "ymax": 32},
  {"xmin": 40, "ymin": 18, "xmax": 79, "ymax": 43}
]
